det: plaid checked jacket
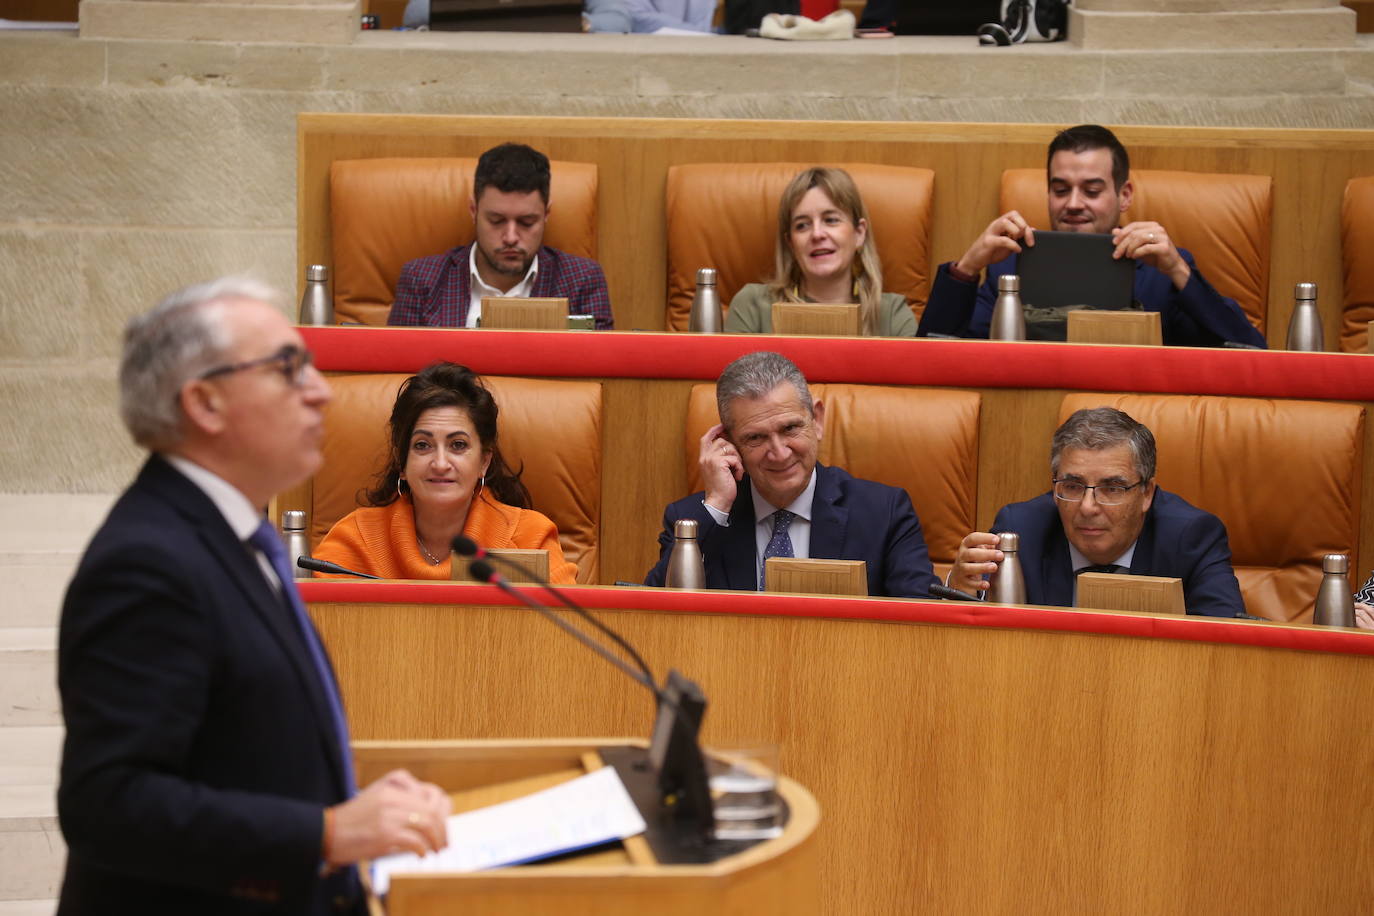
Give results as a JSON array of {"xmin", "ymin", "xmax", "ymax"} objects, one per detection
[{"xmin": 386, "ymin": 243, "xmax": 614, "ymax": 330}]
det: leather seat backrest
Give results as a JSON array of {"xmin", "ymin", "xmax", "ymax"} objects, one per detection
[
  {"xmin": 329, "ymin": 157, "xmax": 600, "ymax": 326},
  {"xmin": 683, "ymin": 383, "xmax": 980, "ymax": 575},
  {"xmin": 1058, "ymin": 393, "xmax": 1364, "ymax": 623},
  {"xmin": 665, "ymin": 163, "xmax": 936, "ymax": 332},
  {"xmin": 1001, "ymin": 168, "xmax": 1272, "ymax": 334},
  {"xmin": 1341, "ymin": 176, "xmax": 1374, "ymax": 352},
  {"xmin": 314, "ymin": 373, "xmax": 603, "ymax": 583}
]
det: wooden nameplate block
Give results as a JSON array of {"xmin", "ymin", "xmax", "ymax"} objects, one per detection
[
  {"xmin": 481, "ymin": 297, "xmax": 569, "ymax": 330},
  {"xmin": 765, "ymin": 557, "xmax": 868, "ymax": 597},
  {"xmin": 1067, "ymin": 309, "xmax": 1162, "ymax": 346},
  {"xmin": 771, "ymin": 302, "xmax": 861, "ymax": 337},
  {"xmin": 450, "ymin": 548, "xmax": 549, "ymax": 584},
  {"xmin": 1076, "ymin": 572, "xmax": 1184, "ymax": 615}
]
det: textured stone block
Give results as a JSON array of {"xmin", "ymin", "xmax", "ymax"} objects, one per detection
[
  {"xmin": 898, "ymin": 46, "xmax": 1102, "ymax": 99},
  {"xmin": 80, "ymin": 0, "xmax": 359, "ymax": 45},
  {"xmin": 0, "ymin": 231, "xmax": 87, "ymax": 362},
  {"xmin": 0, "ymin": 366, "xmax": 143, "ymax": 494},
  {"xmin": 0, "ymin": 804, "xmax": 63, "ymax": 901},
  {"xmin": 1077, "ymin": 0, "xmax": 1335, "ymax": 10},
  {"xmin": 0, "ymin": 644, "xmax": 59, "ymax": 728},
  {"xmin": 0, "ymin": 87, "xmax": 311, "ymax": 227},
  {"xmin": 82, "ymin": 228, "xmax": 296, "ymax": 359},
  {"xmin": 1071, "ymin": 6, "xmax": 1357, "ymax": 49},
  {"xmin": 1100, "ymin": 49, "xmax": 1346, "ymax": 96},
  {"xmin": 0, "ymin": 33, "xmax": 105, "ymax": 89},
  {"xmin": 106, "ymin": 38, "xmax": 329, "ymax": 90}
]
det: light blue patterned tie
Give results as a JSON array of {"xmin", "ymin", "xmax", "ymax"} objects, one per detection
[
  {"xmin": 758, "ymin": 509, "xmax": 796, "ymax": 591},
  {"xmin": 248, "ymin": 519, "xmax": 357, "ymax": 796}
]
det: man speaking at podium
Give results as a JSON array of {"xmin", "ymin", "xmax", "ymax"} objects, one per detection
[
  {"xmin": 57, "ymin": 278, "xmax": 450, "ymax": 915},
  {"xmin": 644, "ymin": 351, "xmax": 938, "ymax": 598}
]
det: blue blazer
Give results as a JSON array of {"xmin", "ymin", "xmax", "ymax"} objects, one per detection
[
  {"xmin": 991, "ymin": 488, "xmax": 1246, "ymax": 617},
  {"xmin": 58, "ymin": 456, "xmax": 361, "ymax": 915},
  {"xmin": 644, "ymin": 463, "xmax": 938, "ymax": 599},
  {"xmin": 917, "ymin": 249, "xmax": 1267, "ymax": 349}
]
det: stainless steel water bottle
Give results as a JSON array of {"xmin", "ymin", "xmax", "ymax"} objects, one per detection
[
  {"xmin": 281, "ymin": 510, "xmax": 312, "ymax": 580},
  {"xmin": 688, "ymin": 268, "xmax": 723, "ymax": 334},
  {"xmin": 298, "ymin": 265, "xmax": 334, "ymax": 326},
  {"xmin": 665, "ymin": 518, "xmax": 706, "ymax": 589},
  {"xmin": 990, "ymin": 274, "xmax": 1026, "ymax": 341},
  {"xmin": 1285, "ymin": 281, "xmax": 1323, "ymax": 352},
  {"xmin": 986, "ymin": 532, "xmax": 1026, "ymax": 605},
  {"xmin": 1312, "ymin": 553, "xmax": 1355, "ymax": 627}
]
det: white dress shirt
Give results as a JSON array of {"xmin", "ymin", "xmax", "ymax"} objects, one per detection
[
  {"xmin": 704, "ymin": 469, "xmax": 819, "ymax": 580},
  {"xmin": 467, "ymin": 246, "xmax": 539, "ymax": 329},
  {"xmin": 163, "ymin": 454, "xmax": 281, "ymax": 594}
]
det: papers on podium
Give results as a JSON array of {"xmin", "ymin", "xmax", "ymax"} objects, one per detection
[{"xmin": 371, "ymin": 765, "xmax": 647, "ymax": 895}]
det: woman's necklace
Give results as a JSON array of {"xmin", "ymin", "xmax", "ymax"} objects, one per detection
[{"xmin": 417, "ymin": 537, "xmax": 444, "ymax": 566}]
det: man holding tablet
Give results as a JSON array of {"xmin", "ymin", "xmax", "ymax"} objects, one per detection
[{"xmin": 916, "ymin": 124, "xmax": 1266, "ymax": 348}]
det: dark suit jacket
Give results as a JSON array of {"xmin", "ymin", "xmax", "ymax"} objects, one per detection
[
  {"xmin": 57, "ymin": 456, "xmax": 361, "ymax": 915},
  {"xmin": 917, "ymin": 249, "xmax": 1267, "ymax": 349},
  {"xmin": 991, "ymin": 488, "xmax": 1245, "ymax": 617},
  {"xmin": 386, "ymin": 242, "xmax": 614, "ymax": 330},
  {"xmin": 643, "ymin": 464, "xmax": 938, "ymax": 598}
]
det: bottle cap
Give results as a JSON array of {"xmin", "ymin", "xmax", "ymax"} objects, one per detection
[
  {"xmin": 674, "ymin": 519, "xmax": 699, "ymax": 539},
  {"xmin": 282, "ymin": 510, "xmax": 307, "ymax": 532},
  {"xmin": 998, "ymin": 274, "xmax": 1019, "ymax": 292},
  {"xmin": 1323, "ymin": 553, "xmax": 1348, "ymax": 574},
  {"xmin": 1294, "ymin": 281, "xmax": 1317, "ymax": 300},
  {"xmin": 306, "ymin": 264, "xmax": 329, "ymax": 282},
  {"xmin": 997, "ymin": 531, "xmax": 1019, "ymax": 551},
  {"xmin": 696, "ymin": 268, "xmax": 717, "ymax": 286}
]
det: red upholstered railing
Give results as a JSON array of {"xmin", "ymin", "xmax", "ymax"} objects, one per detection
[
  {"xmin": 300, "ymin": 580, "xmax": 1374, "ymax": 658},
  {"xmin": 302, "ymin": 327, "xmax": 1374, "ymax": 403}
]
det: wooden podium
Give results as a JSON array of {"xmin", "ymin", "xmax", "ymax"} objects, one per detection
[{"xmin": 353, "ymin": 738, "xmax": 821, "ymax": 916}]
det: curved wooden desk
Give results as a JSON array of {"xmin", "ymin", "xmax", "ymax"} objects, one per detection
[{"xmin": 307, "ymin": 580, "xmax": 1374, "ymax": 915}]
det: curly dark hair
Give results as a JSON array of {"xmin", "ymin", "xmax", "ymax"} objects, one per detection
[{"xmin": 363, "ymin": 362, "xmax": 530, "ymax": 509}]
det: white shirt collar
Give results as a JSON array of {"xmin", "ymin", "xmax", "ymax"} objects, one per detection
[
  {"xmin": 751, "ymin": 466, "xmax": 818, "ymax": 526},
  {"xmin": 163, "ymin": 453, "xmax": 264, "ymax": 541},
  {"xmin": 469, "ymin": 244, "xmax": 539, "ymax": 300},
  {"xmin": 1068, "ymin": 540, "xmax": 1137, "ymax": 573}
]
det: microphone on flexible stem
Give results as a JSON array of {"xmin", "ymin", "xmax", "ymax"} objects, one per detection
[
  {"xmin": 928, "ymin": 583, "xmax": 981, "ymax": 602},
  {"xmin": 463, "ymin": 547, "xmax": 716, "ymax": 845},
  {"xmin": 296, "ymin": 556, "xmax": 381, "ymax": 579}
]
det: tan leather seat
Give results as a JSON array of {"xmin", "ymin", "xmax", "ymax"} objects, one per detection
[
  {"xmin": 1059, "ymin": 393, "xmax": 1365, "ymax": 623},
  {"xmin": 1001, "ymin": 168, "xmax": 1272, "ymax": 335},
  {"xmin": 329, "ymin": 157, "xmax": 599, "ymax": 326},
  {"xmin": 664, "ymin": 163, "xmax": 936, "ymax": 332},
  {"xmin": 314, "ymin": 373, "xmax": 603, "ymax": 583},
  {"xmin": 683, "ymin": 383, "xmax": 980, "ymax": 579},
  {"xmin": 1341, "ymin": 176, "xmax": 1374, "ymax": 353}
]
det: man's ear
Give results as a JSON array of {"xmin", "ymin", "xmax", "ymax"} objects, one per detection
[
  {"xmin": 1117, "ymin": 178, "xmax": 1135, "ymax": 216},
  {"xmin": 179, "ymin": 379, "xmax": 229, "ymax": 437},
  {"xmin": 1141, "ymin": 476, "xmax": 1156, "ymax": 512},
  {"xmin": 468, "ymin": 195, "xmax": 477, "ymax": 222},
  {"xmin": 812, "ymin": 398, "xmax": 826, "ymax": 441}
]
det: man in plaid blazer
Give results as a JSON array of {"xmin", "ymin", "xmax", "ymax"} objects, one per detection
[{"xmin": 387, "ymin": 143, "xmax": 614, "ymax": 330}]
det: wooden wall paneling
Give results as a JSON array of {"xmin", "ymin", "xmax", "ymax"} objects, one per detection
[
  {"xmin": 973, "ymin": 387, "xmax": 1065, "ymax": 530},
  {"xmin": 313, "ymin": 597, "xmax": 1374, "ymax": 915}
]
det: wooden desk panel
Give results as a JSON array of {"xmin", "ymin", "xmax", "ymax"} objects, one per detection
[{"xmin": 309, "ymin": 582, "xmax": 1374, "ymax": 915}]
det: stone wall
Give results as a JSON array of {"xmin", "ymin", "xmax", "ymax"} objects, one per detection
[{"xmin": 2, "ymin": 27, "xmax": 1373, "ymax": 493}]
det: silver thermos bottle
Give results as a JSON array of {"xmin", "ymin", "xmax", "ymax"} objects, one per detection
[
  {"xmin": 986, "ymin": 532, "xmax": 1026, "ymax": 605},
  {"xmin": 990, "ymin": 274, "xmax": 1026, "ymax": 342},
  {"xmin": 298, "ymin": 264, "xmax": 334, "ymax": 326},
  {"xmin": 1285, "ymin": 281, "xmax": 1323, "ymax": 352},
  {"xmin": 281, "ymin": 510, "xmax": 312, "ymax": 580},
  {"xmin": 688, "ymin": 268, "xmax": 723, "ymax": 334},
  {"xmin": 1312, "ymin": 553, "xmax": 1355, "ymax": 627},
  {"xmin": 665, "ymin": 518, "xmax": 706, "ymax": 589}
]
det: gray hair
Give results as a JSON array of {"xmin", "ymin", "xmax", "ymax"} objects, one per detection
[
  {"xmin": 1050, "ymin": 407, "xmax": 1157, "ymax": 481},
  {"xmin": 715, "ymin": 351, "xmax": 813, "ymax": 429},
  {"xmin": 119, "ymin": 276, "xmax": 283, "ymax": 450}
]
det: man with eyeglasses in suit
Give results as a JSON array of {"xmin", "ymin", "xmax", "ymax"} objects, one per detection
[{"xmin": 947, "ymin": 407, "xmax": 1246, "ymax": 616}]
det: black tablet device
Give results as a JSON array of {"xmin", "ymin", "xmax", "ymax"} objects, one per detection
[{"xmin": 1016, "ymin": 230, "xmax": 1135, "ymax": 310}]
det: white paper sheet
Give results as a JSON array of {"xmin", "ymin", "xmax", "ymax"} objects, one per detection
[{"xmin": 371, "ymin": 765, "xmax": 647, "ymax": 895}]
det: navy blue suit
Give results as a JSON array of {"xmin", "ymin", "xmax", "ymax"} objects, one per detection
[
  {"xmin": 991, "ymin": 488, "xmax": 1246, "ymax": 617},
  {"xmin": 58, "ymin": 456, "xmax": 361, "ymax": 915},
  {"xmin": 917, "ymin": 249, "xmax": 1267, "ymax": 349},
  {"xmin": 644, "ymin": 464, "xmax": 938, "ymax": 599}
]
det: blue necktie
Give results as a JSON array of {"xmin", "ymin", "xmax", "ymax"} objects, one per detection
[
  {"xmin": 248, "ymin": 520, "xmax": 356, "ymax": 797},
  {"xmin": 758, "ymin": 509, "xmax": 796, "ymax": 591}
]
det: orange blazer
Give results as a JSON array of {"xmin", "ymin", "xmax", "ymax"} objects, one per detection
[{"xmin": 313, "ymin": 493, "xmax": 579, "ymax": 584}]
